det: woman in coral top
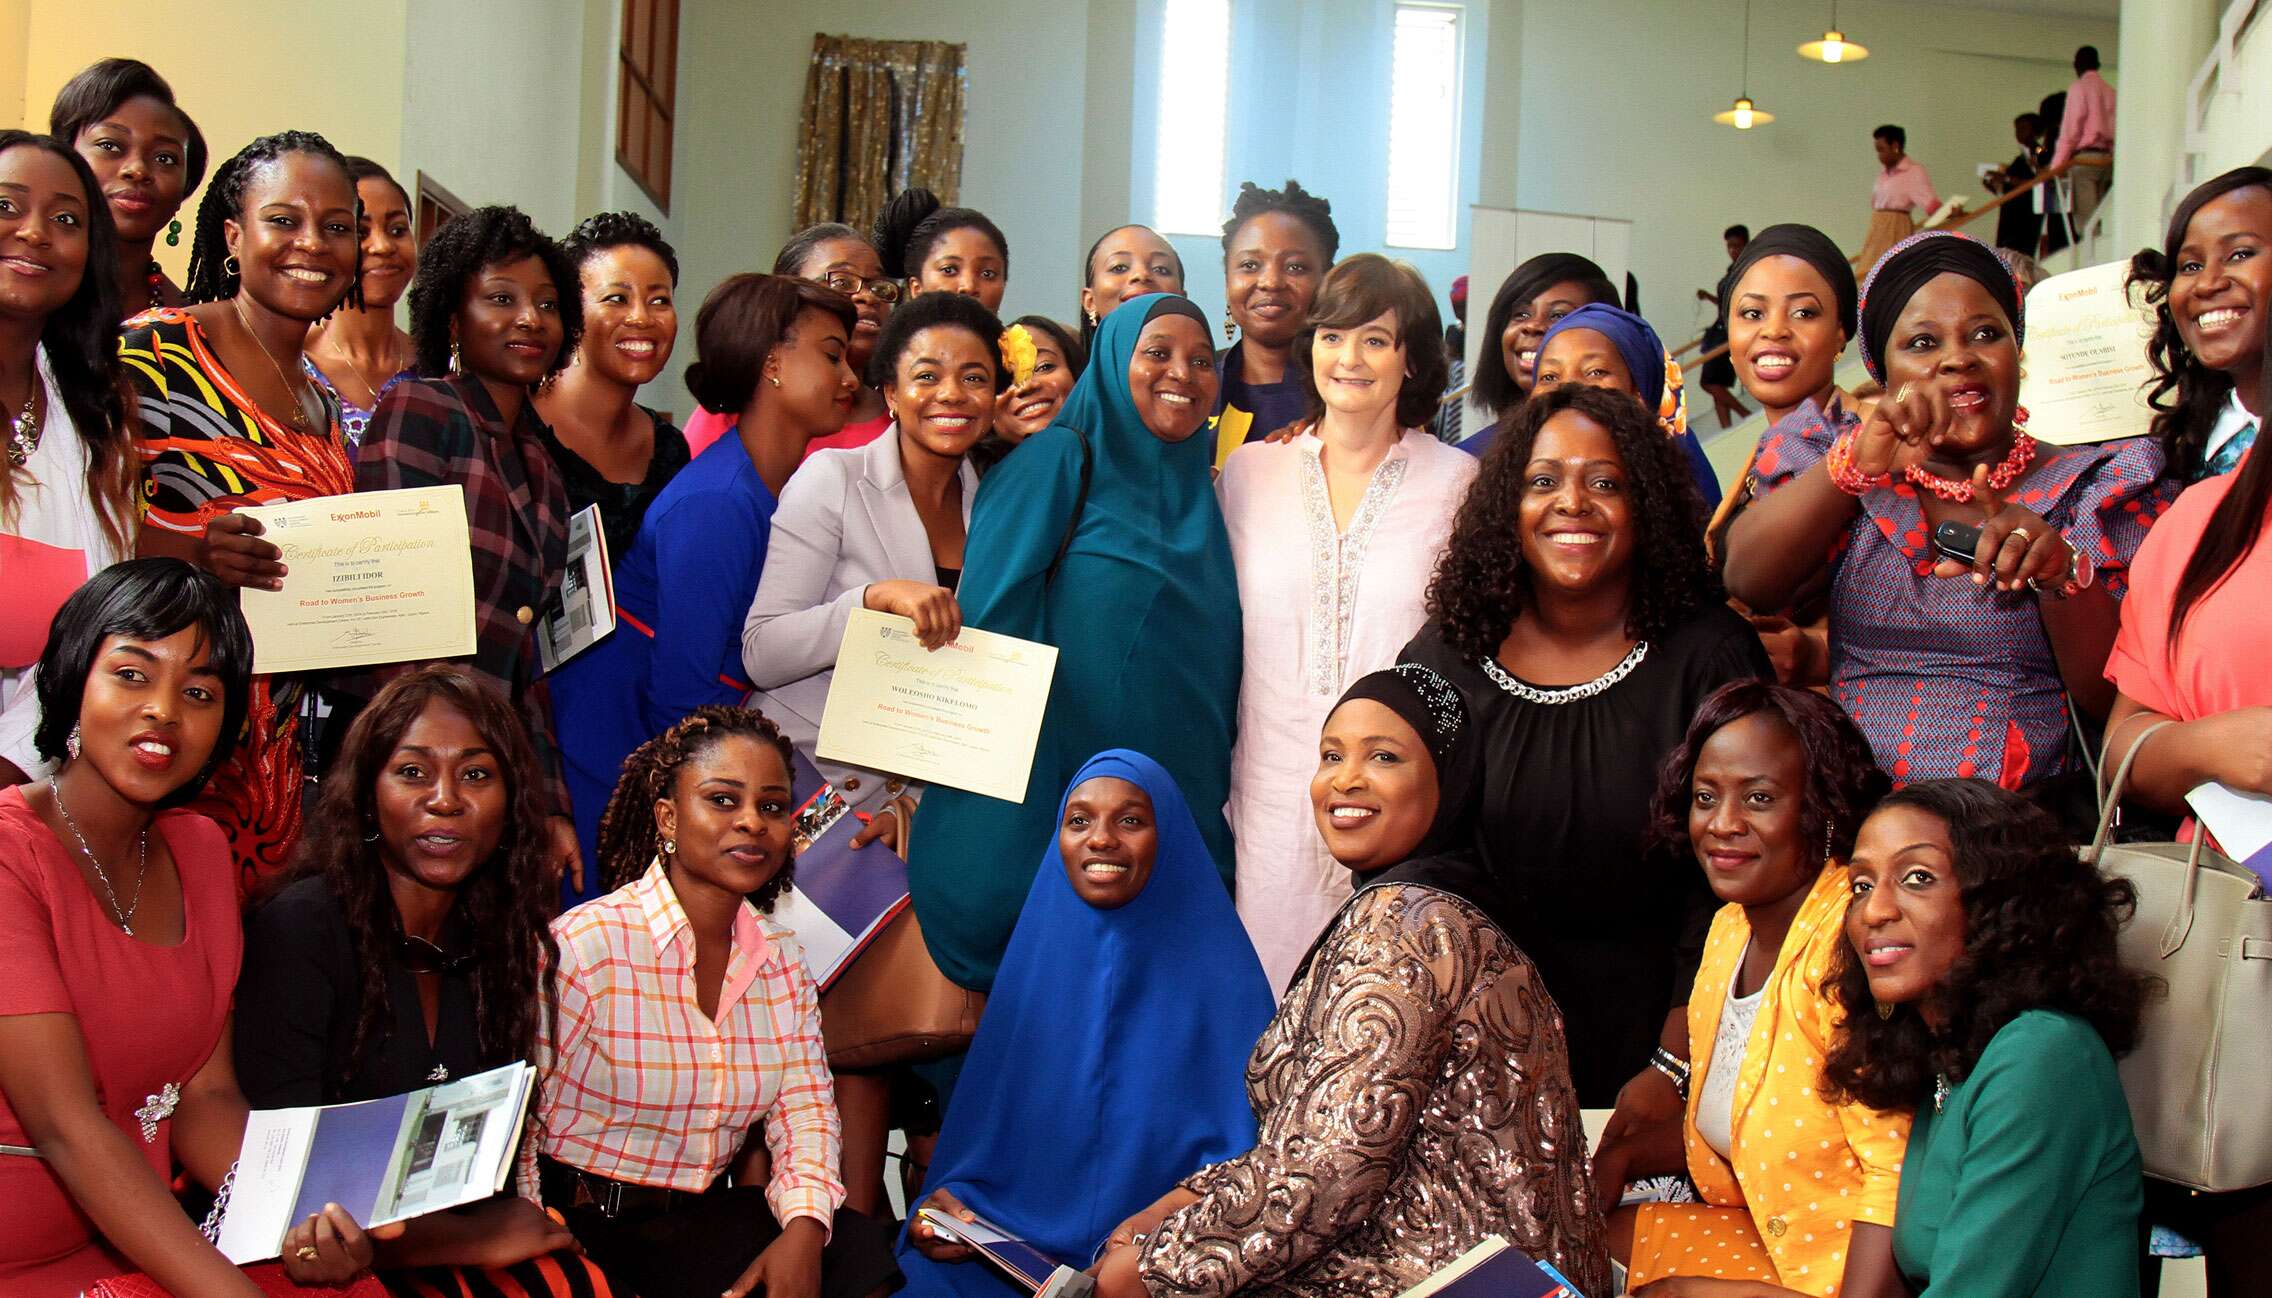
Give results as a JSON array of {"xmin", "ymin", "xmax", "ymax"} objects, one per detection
[{"xmin": 1599, "ymin": 681, "xmax": 1909, "ymax": 1298}]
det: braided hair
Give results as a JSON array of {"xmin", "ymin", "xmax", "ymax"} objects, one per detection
[
  {"xmin": 595, "ymin": 706, "xmax": 799, "ymax": 904},
  {"xmin": 1221, "ymin": 179, "xmax": 1339, "ymax": 265},
  {"xmin": 181, "ymin": 130, "xmax": 357, "ymax": 306}
]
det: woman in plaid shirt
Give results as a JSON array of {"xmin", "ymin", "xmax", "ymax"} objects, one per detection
[{"xmin": 526, "ymin": 706, "xmax": 900, "ymax": 1298}]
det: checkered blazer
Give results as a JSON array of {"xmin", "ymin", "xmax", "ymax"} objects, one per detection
[{"xmin": 350, "ymin": 375, "xmax": 570, "ymax": 811}]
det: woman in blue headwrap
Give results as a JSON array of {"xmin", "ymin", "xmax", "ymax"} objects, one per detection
[
  {"xmin": 1533, "ymin": 301, "xmax": 1722, "ymax": 510},
  {"xmin": 900, "ymin": 750, "xmax": 1273, "ymax": 1297},
  {"xmin": 907, "ymin": 293, "xmax": 1240, "ymax": 994}
]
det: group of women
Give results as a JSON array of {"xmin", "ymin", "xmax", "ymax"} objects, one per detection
[{"xmin": 3, "ymin": 46, "xmax": 2271, "ymax": 1298}]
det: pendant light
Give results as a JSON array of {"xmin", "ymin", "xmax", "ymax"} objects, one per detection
[
  {"xmin": 1799, "ymin": 0, "xmax": 1870, "ymax": 63},
  {"xmin": 1714, "ymin": 0, "xmax": 1775, "ymax": 129}
]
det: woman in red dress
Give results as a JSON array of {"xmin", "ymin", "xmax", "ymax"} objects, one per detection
[{"xmin": 0, "ymin": 559, "xmax": 381, "ymax": 1296}]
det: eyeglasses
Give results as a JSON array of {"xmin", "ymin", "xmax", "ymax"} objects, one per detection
[
  {"xmin": 395, "ymin": 933, "xmax": 477, "ymax": 975},
  {"xmin": 814, "ymin": 272, "xmax": 902, "ymax": 304}
]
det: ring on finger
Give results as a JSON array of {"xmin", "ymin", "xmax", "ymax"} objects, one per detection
[
  {"xmin": 296, "ymin": 1245, "xmax": 321, "ymax": 1262},
  {"xmin": 2008, "ymin": 526, "xmax": 2033, "ymax": 545}
]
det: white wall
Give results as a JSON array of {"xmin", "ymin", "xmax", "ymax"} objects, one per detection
[
  {"xmin": 399, "ymin": 0, "xmax": 588, "ymax": 239},
  {"xmin": 1509, "ymin": 0, "xmax": 2116, "ymax": 357}
]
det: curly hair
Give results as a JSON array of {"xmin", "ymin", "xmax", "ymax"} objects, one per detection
[
  {"xmin": 2128, "ymin": 166, "xmax": 2272, "ymax": 478},
  {"xmin": 1820, "ymin": 779, "xmax": 2146, "ymax": 1114},
  {"xmin": 1648, "ymin": 679, "xmax": 1889, "ymax": 862},
  {"xmin": 1221, "ymin": 178, "xmax": 1339, "ymax": 265},
  {"xmin": 564, "ymin": 209, "xmax": 679, "ymax": 285},
  {"xmin": 182, "ymin": 130, "xmax": 357, "ymax": 307},
  {"xmin": 46, "ymin": 57, "xmax": 209, "ymax": 197},
  {"xmin": 1293, "ymin": 253, "xmax": 1447, "ymax": 429},
  {"xmin": 406, "ymin": 204, "xmax": 582, "ymax": 380},
  {"xmin": 866, "ymin": 288, "xmax": 1008, "ymax": 390},
  {"xmin": 595, "ymin": 706, "xmax": 800, "ymax": 906},
  {"xmin": 872, "ymin": 187, "xmax": 1008, "ymax": 281},
  {"xmin": 1471, "ymin": 254, "xmax": 1619, "ymax": 418},
  {"xmin": 1426, "ymin": 383, "xmax": 1716, "ymax": 660},
  {"xmin": 0, "ymin": 132, "xmax": 134, "ymax": 555},
  {"xmin": 281, "ymin": 666, "xmax": 558, "ymax": 1082}
]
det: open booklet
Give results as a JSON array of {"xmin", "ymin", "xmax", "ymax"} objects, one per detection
[
  {"xmin": 1396, "ymin": 1235, "xmax": 1586, "ymax": 1298},
  {"xmin": 914, "ymin": 1206, "xmax": 1072, "ymax": 1293},
  {"xmin": 213, "ymin": 1062, "xmax": 535, "ymax": 1263},
  {"xmin": 767, "ymin": 747, "xmax": 912, "ymax": 990}
]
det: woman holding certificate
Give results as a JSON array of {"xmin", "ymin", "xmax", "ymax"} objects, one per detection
[
  {"xmin": 124, "ymin": 130, "xmax": 360, "ymax": 894},
  {"xmin": 1218, "ymin": 254, "xmax": 1472, "ymax": 994},
  {"xmin": 906, "ymin": 292, "xmax": 1240, "ymax": 996},
  {"xmin": 353, "ymin": 205, "xmax": 585, "ymax": 885},
  {"xmin": 1, "ymin": 560, "xmax": 382, "ymax": 1295}
]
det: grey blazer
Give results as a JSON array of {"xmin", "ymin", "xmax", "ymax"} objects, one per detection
[{"xmin": 740, "ymin": 430, "xmax": 977, "ymax": 810}]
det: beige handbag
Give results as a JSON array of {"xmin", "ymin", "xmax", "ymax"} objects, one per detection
[
  {"xmin": 817, "ymin": 795, "xmax": 986, "ymax": 1069},
  {"xmin": 2086, "ymin": 721, "xmax": 2272, "ymax": 1192}
]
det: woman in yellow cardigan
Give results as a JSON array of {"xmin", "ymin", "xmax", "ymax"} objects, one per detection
[{"xmin": 1596, "ymin": 681, "xmax": 1908, "ymax": 1298}]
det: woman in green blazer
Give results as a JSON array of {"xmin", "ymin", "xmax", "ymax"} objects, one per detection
[{"xmin": 1821, "ymin": 778, "xmax": 2146, "ymax": 1298}]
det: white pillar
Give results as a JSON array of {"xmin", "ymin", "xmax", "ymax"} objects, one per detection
[{"xmin": 2111, "ymin": 0, "xmax": 2220, "ymax": 256}]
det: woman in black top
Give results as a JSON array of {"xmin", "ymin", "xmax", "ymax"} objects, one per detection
[
  {"xmin": 236, "ymin": 666, "xmax": 584, "ymax": 1280},
  {"xmin": 535, "ymin": 211, "xmax": 691, "ymax": 559},
  {"xmin": 1401, "ymin": 384, "xmax": 1769, "ymax": 1103}
]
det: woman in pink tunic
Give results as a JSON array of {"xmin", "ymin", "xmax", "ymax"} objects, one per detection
[{"xmin": 1220, "ymin": 255, "xmax": 1475, "ymax": 993}]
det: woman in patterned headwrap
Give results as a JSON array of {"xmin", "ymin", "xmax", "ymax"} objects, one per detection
[{"xmin": 1723, "ymin": 229, "xmax": 2177, "ymax": 800}]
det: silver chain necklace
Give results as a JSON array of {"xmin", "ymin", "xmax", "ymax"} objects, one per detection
[
  {"xmin": 1479, "ymin": 640, "xmax": 1650, "ymax": 705},
  {"xmin": 49, "ymin": 779, "xmax": 150, "ymax": 936}
]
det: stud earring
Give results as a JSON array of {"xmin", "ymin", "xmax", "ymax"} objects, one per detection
[
  {"xmin": 223, "ymin": 254, "xmax": 240, "ymax": 278},
  {"xmin": 65, "ymin": 721, "xmax": 82, "ymax": 760},
  {"xmin": 166, "ymin": 219, "xmax": 182, "ymax": 248},
  {"xmin": 662, "ymin": 837, "xmax": 677, "ymax": 855},
  {"xmin": 769, "ymin": 374, "xmax": 782, "ymax": 389}
]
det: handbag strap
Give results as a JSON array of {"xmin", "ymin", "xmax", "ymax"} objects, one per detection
[
  {"xmin": 2088, "ymin": 717, "xmax": 2179, "ymax": 861},
  {"xmin": 2089, "ymin": 715, "xmax": 2213, "ymax": 959}
]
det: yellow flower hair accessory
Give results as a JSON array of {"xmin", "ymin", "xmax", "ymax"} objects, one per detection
[{"xmin": 1000, "ymin": 324, "xmax": 1039, "ymax": 387}]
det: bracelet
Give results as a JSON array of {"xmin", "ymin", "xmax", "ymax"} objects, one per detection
[
  {"xmin": 1824, "ymin": 428, "xmax": 1893, "ymax": 497},
  {"xmin": 1649, "ymin": 1046, "xmax": 1691, "ymax": 1099}
]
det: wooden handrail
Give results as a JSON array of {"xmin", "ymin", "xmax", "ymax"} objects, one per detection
[{"xmin": 1667, "ymin": 156, "xmax": 2104, "ymax": 366}]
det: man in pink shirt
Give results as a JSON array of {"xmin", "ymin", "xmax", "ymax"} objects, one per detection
[
  {"xmin": 1860, "ymin": 124, "xmax": 1938, "ymax": 272},
  {"xmin": 2050, "ymin": 45, "xmax": 2116, "ymax": 230}
]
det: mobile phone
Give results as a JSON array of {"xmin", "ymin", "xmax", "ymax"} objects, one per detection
[{"xmin": 1932, "ymin": 520, "xmax": 1983, "ymax": 565}]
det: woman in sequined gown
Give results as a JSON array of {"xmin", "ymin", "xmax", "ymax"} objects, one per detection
[{"xmin": 1091, "ymin": 665, "xmax": 1609, "ymax": 1298}]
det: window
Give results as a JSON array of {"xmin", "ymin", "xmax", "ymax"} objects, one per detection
[
  {"xmin": 1152, "ymin": 0, "xmax": 1231, "ymax": 235},
  {"xmin": 617, "ymin": 0, "xmax": 680, "ymax": 211},
  {"xmin": 414, "ymin": 172, "xmax": 469, "ymax": 253},
  {"xmin": 1386, "ymin": 2, "xmax": 1463, "ymax": 249}
]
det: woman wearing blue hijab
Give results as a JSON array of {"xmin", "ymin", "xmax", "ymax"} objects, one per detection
[
  {"xmin": 1533, "ymin": 301, "xmax": 1722, "ymax": 510},
  {"xmin": 907, "ymin": 293, "xmax": 1241, "ymax": 993},
  {"xmin": 900, "ymin": 750, "xmax": 1273, "ymax": 1296}
]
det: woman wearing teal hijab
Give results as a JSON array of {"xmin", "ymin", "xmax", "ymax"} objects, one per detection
[{"xmin": 907, "ymin": 293, "xmax": 1240, "ymax": 992}]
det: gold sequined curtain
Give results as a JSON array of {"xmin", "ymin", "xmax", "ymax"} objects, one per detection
[{"xmin": 793, "ymin": 35, "xmax": 967, "ymax": 234}]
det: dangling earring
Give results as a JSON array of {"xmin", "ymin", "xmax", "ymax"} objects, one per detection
[
  {"xmin": 223, "ymin": 254, "xmax": 240, "ymax": 279},
  {"xmin": 1223, "ymin": 317, "xmax": 1237, "ymax": 342},
  {"xmin": 363, "ymin": 822, "xmax": 381, "ymax": 844},
  {"xmin": 166, "ymin": 219, "xmax": 182, "ymax": 248},
  {"xmin": 1086, "ymin": 309, "xmax": 1098, "ymax": 327},
  {"xmin": 2012, "ymin": 404, "xmax": 2032, "ymax": 433},
  {"xmin": 64, "ymin": 721, "xmax": 82, "ymax": 761},
  {"xmin": 448, "ymin": 339, "xmax": 461, "ymax": 374},
  {"xmin": 1877, "ymin": 1000, "xmax": 1896, "ymax": 1021},
  {"xmin": 1824, "ymin": 825, "xmax": 1835, "ymax": 863}
]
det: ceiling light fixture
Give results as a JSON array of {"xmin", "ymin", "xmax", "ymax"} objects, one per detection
[
  {"xmin": 1715, "ymin": 0, "xmax": 1775, "ymax": 129},
  {"xmin": 1799, "ymin": 0, "xmax": 1870, "ymax": 63}
]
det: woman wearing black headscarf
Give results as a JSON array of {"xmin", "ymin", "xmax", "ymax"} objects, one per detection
[
  {"xmin": 1089, "ymin": 663, "xmax": 1608, "ymax": 1298},
  {"xmin": 1724, "ymin": 230, "xmax": 2175, "ymax": 802},
  {"xmin": 1705, "ymin": 224, "xmax": 1860, "ymax": 681},
  {"xmin": 1459, "ymin": 252, "xmax": 1620, "ymax": 457}
]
